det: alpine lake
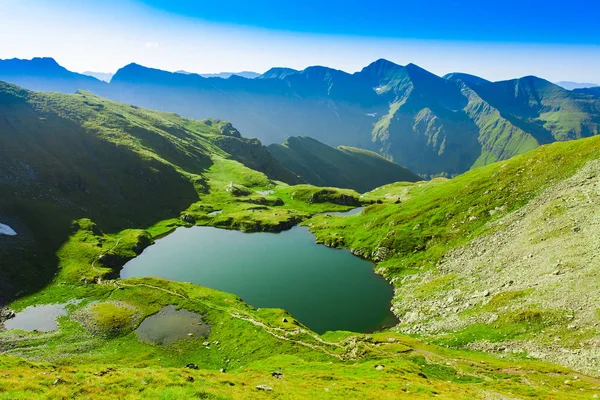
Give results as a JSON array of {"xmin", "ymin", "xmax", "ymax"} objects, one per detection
[{"xmin": 121, "ymin": 208, "xmax": 397, "ymax": 334}]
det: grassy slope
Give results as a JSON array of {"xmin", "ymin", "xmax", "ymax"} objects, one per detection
[
  {"xmin": 374, "ymin": 73, "xmax": 600, "ymax": 177},
  {"xmin": 308, "ymin": 134, "xmax": 600, "ymax": 373},
  {"xmin": 268, "ymin": 136, "xmax": 420, "ymax": 192},
  {"xmin": 4, "ymin": 58, "xmax": 600, "ymax": 178},
  {"xmin": 0, "ymin": 81, "xmax": 356, "ymax": 299},
  {"xmin": 1, "ymin": 82, "xmax": 600, "ymax": 398}
]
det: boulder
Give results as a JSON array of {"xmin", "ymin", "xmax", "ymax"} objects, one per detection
[
  {"xmin": 271, "ymin": 371, "xmax": 283, "ymax": 379},
  {"xmin": 180, "ymin": 214, "xmax": 195, "ymax": 224}
]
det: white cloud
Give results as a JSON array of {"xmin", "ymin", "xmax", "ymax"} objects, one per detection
[{"xmin": 145, "ymin": 42, "xmax": 159, "ymax": 49}]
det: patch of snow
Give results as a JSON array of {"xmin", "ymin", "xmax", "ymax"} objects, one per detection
[{"xmin": 0, "ymin": 223, "xmax": 17, "ymax": 236}]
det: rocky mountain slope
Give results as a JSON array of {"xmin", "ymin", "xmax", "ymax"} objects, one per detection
[
  {"xmin": 268, "ymin": 136, "xmax": 421, "ymax": 192},
  {"xmin": 2, "ymin": 57, "xmax": 599, "ymax": 177},
  {"xmin": 1, "ymin": 82, "xmax": 600, "ymax": 398},
  {"xmin": 309, "ymin": 134, "xmax": 600, "ymax": 375}
]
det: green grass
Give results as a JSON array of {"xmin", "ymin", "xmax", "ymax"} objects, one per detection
[
  {"xmin": 308, "ymin": 134, "xmax": 600, "ymax": 276},
  {"xmin": 3, "ymin": 81, "xmax": 600, "ymax": 398}
]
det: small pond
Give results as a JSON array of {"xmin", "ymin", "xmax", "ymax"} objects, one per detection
[
  {"xmin": 121, "ymin": 209, "xmax": 396, "ymax": 334},
  {"xmin": 136, "ymin": 305, "xmax": 211, "ymax": 345},
  {"xmin": 4, "ymin": 300, "xmax": 80, "ymax": 332}
]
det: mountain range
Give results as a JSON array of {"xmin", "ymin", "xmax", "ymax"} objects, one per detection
[
  {"xmin": 3, "ymin": 59, "xmax": 600, "ymax": 397},
  {"xmin": 82, "ymin": 71, "xmax": 114, "ymax": 82},
  {"xmin": 555, "ymin": 81, "xmax": 599, "ymax": 90},
  {"xmin": 176, "ymin": 70, "xmax": 261, "ymax": 79},
  {"xmin": 1, "ymin": 57, "xmax": 599, "ymax": 177}
]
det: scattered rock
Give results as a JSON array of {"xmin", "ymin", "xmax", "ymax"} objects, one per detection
[
  {"xmin": 180, "ymin": 214, "xmax": 195, "ymax": 224},
  {"xmin": 185, "ymin": 376, "xmax": 194, "ymax": 382},
  {"xmin": 375, "ymin": 365, "xmax": 385, "ymax": 371},
  {"xmin": 373, "ymin": 247, "xmax": 392, "ymax": 262},
  {"xmin": 0, "ymin": 308, "xmax": 15, "ymax": 321},
  {"xmin": 185, "ymin": 363, "xmax": 199, "ymax": 370},
  {"xmin": 271, "ymin": 371, "xmax": 283, "ymax": 379},
  {"xmin": 487, "ymin": 314, "xmax": 499, "ymax": 324},
  {"xmin": 282, "ymin": 317, "xmax": 288, "ymax": 323},
  {"xmin": 219, "ymin": 368, "xmax": 226, "ymax": 373},
  {"xmin": 256, "ymin": 384, "xmax": 273, "ymax": 391},
  {"xmin": 53, "ymin": 378, "xmax": 65, "ymax": 385}
]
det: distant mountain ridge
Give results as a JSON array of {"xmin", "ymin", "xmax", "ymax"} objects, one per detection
[
  {"xmin": 555, "ymin": 81, "xmax": 599, "ymax": 90},
  {"xmin": 0, "ymin": 57, "xmax": 107, "ymax": 93},
  {"xmin": 82, "ymin": 71, "xmax": 114, "ymax": 82},
  {"xmin": 176, "ymin": 70, "xmax": 260, "ymax": 79},
  {"xmin": 1, "ymin": 57, "xmax": 599, "ymax": 177}
]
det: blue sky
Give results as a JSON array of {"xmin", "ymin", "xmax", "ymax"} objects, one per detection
[
  {"xmin": 1, "ymin": 0, "xmax": 599, "ymax": 82},
  {"xmin": 139, "ymin": 0, "xmax": 599, "ymax": 44}
]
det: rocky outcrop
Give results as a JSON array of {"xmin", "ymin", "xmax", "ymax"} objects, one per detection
[{"xmin": 308, "ymin": 190, "xmax": 361, "ymax": 206}]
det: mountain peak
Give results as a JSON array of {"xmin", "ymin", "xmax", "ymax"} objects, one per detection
[
  {"xmin": 259, "ymin": 67, "xmax": 299, "ymax": 79},
  {"xmin": 444, "ymin": 72, "xmax": 491, "ymax": 86},
  {"xmin": 30, "ymin": 57, "xmax": 60, "ymax": 66},
  {"xmin": 358, "ymin": 59, "xmax": 407, "ymax": 88},
  {"xmin": 368, "ymin": 58, "xmax": 400, "ymax": 68},
  {"xmin": 405, "ymin": 63, "xmax": 437, "ymax": 77},
  {"xmin": 361, "ymin": 59, "xmax": 403, "ymax": 74}
]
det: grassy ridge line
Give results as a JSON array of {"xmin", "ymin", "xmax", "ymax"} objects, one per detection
[
  {"xmin": 268, "ymin": 136, "xmax": 420, "ymax": 192},
  {"xmin": 308, "ymin": 134, "xmax": 600, "ymax": 274}
]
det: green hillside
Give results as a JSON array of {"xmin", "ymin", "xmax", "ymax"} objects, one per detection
[
  {"xmin": 268, "ymin": 136, "xmax": 421, "ymax": 192},
  {"xmin": 0, "ymin": 81, "xmax": 333, "ymax": 300},
  {"xmin": 2, "ymin": 58, "xmax": 600, "ymax": 177},
  {"xmin": 308, "ymin": 133, "xmax": 600, "ymax": 375},
  {"xmin": 2, "ymin": 82, "xmax": 600, "ymax": 399}
]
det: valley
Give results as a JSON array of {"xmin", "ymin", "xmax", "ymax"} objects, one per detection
[{"xmin": 1, "ymin": 66, "xmax": 600, "ymax": 399}]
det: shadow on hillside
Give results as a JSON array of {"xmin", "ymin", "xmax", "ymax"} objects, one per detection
[{"xmin": 0, "ymin": 104, "xmax": 201, "ymax": 305}]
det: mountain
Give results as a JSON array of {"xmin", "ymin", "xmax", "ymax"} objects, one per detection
[
  {"xmin": 82, "ymin": 71, "xmax": 114, "ymax": 82},
  {"xmin": 0, "ymin": 80, "xmax": 427, "ymax": 300},
  {"xmin": 269, "ymin": 136, "xmax": 420, "ymax": 192},
  {"xmin": 2, "ymin": 57, "xmax": 600, "ymax": 177},
  {"xmin": 0, "ymin": 80, "xmax": 306, "ymax": 300},
  {"xmin": 0, "ymin": 57, "xmax": 107, "ymax": 94},
  {"xmin": 176, "ymin": 70, "xmax": 260, "ymax": 79},
  {"xmin": 2, "ymin": 80, "xmax": 600, "ymax": 398},
  {"xmin": 200, "ymin": 71, "xmax": 260, "ymax": 79},
  {"xmin": 258, "ymin": 67, "xmax": 299, "ymax": 79},
  {"xmin": 575, "ymin": 86, "xmax": 600, "ymax": 98},
  {"xmin": 555, "ymin": 81, "xmax": 599, "ymax": 90}
]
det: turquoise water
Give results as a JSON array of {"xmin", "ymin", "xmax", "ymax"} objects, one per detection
[{"xmin": 121, "ymin": 223, "xmax": 396, "ymax": 334}]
